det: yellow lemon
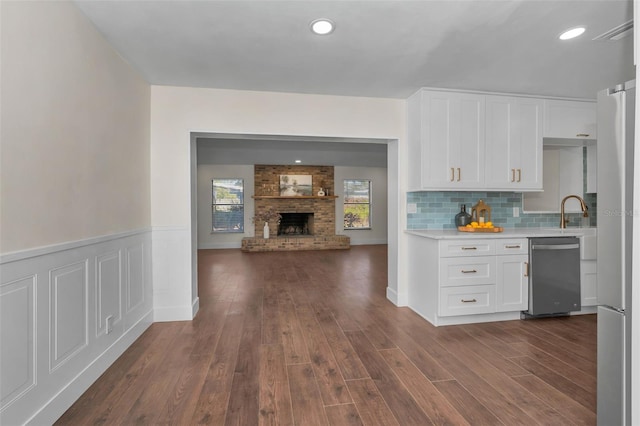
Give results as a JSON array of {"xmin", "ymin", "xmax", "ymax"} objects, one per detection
[{"xmin": 471, "ymin": 221, "xmax": 479, "ymax": 227}]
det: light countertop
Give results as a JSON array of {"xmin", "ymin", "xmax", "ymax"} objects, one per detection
[{"xmin": 405, "ymin": 227, "xmax": 597, "ymax": 240}]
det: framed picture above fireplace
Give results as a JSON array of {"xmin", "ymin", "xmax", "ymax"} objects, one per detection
[{"xmin": 279, "ymin": 174, "xmax": 312, "ymax": 196}]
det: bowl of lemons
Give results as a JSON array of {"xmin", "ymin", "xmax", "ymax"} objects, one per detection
[{"xmin": 458, "ymin": 221, "xmax": 503, "ymax": 232}]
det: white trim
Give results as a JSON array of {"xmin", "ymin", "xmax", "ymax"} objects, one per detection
[
  {"xmin": 153, "ymin": 305, "xmax": 196, "ymax": 322},
  {"xmin": 25, "ymin": 311, "xmax": 152, "ymax": 425},
  {"xmin": 396, "ymin": 290, "xmax": 408, "ymax": 307},
  {"xmin": 386, "ymin": 286, "xmax": 398, "ymax": 305},
  {"xmin": 192, "ymin": 297, "xmax": 200, "ymax": 318},
  {"xmin": 0, "ymin": 228, "xmax": 151, "ymax": 264},
  {"xmin": 349, "ymin": 239, "xmax": 388, "ymax": 246},
  {"xmin": 198, "ymin": 242, "xmax": 242, "ymax": 250},
  {"xmin": 413, "ymin": 86, "xmax": 597, "ymax": 102}
]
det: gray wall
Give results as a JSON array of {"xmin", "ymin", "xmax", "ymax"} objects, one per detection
[
  {"xmin": 335, "ymin": 166, "xmax": 388, "ymax": 245},
  {"xmin": 197, "ymin": 164, "xmax": 255, "ymax": 249},
  {"xmin": 197, "ymin": 165, "xmax": 387, "ymax": 248}
]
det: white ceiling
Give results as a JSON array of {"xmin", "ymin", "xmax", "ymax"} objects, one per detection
[
  {"xmin": 74, "ymin": 0, "xmax": 635, "ymax": 167},
  {"xmin": 74, "ymin": 0, "xmax": 635, "ymax": 100}
]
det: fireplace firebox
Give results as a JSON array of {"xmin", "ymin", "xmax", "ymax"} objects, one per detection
[{"xmin": 278, "ymin": 213, "xmax": 314, "ymax": 236}]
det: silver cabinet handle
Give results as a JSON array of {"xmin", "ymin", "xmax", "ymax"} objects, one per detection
[
  {"xmin": 461, "ymin": 247, "xmax": 477, "ymax": 250},
  {"xmin": 461, "ymin": 269, "xmax": 477, "ymax": 274},
  {"xmin": 461, "ymin": 298, "xmax": 477, "ymax": 303},
  {"xmin": 576, "ymin": 133, "xmax": 590, "ymax": 137},
  {"xmin": 505, "ymin": 245, "xmax": 521, "ymax": 249}
]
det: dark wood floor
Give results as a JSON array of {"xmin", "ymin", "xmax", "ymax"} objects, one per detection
[{"xmin": 57, "ymin": 245, "xmax": 597, "ymax": 425}]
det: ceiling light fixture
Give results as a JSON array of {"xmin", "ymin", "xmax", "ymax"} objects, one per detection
[
  {"xmin": 295, "ymin": 159, "xmax": 302, "ymax": 163},
  {"xmin": 559, "ymin": 26, "xmax": 586, "ymax": 40},
  {"xmin": 310, "ymin": 19, "xmax": 335, "ymax": 35}
]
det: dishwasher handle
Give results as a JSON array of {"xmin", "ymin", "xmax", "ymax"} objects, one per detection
[{"xmin": 531, "ymin": 243, "xmax": 579, "ymax": 251}]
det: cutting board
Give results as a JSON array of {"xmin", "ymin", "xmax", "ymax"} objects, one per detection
[{"xmin": 457, "ymin": 226, "xmax": 504, "ymax": 233}]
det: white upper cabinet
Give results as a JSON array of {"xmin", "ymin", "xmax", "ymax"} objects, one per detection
[
  {"xmin": 408, "ymin": 89, "xmax": 589, "ymax": 192},
  {"xmin": 543, "ymin": 99, "xmax": 596, "ymax": 139},
  {"xmin": 407, "ymin": 90, "xmax": 485, "ymax": 190},
  {"xmin": 485, "ymin": 96, "xmax": 543, "ymax": 190}
]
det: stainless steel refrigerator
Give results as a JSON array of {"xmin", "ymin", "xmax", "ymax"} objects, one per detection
[{"xmin": 596, "ymin": 80, "xmax": 634, "ymax": 425}]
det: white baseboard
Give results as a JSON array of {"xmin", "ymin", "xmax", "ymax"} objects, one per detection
[
  {"xmin": 26, "ymin": 311, "xmax": 153, "ymax": 425},
  {"xmin": 198, "ymin": 241, "xmax": 242, "ymax": 249},
  {"xmin": 386, "ymin": 286, "xmax": 398, "ymax": 305},
  {"xmin": 153, "ymin": 304, "xmax": 196, "ymax": 322},
  {"xmin": 192, "ymin": 296, "xmax": 200, "ymax": 318},
  {"xmin": 347, "ymin": 239, "xmax": 388, "ymax": 246}
]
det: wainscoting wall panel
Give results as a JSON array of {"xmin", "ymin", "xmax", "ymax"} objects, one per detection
[
  {"xmin": 0, "ymin": 276, "xmax": 36, "ymax": 410},
  {"xmin": 96, "ymin": 251, "xmax": 121, "ymax": 337},
  {"xmin": 0, "ymin": 229, "xmax": 153, "ymax": 425},
  {"xmin": 126, "ymin": 244, "xmax": 145, "ymax": 313},
  {"xmin": 50, "ymin": 261, "xmax": 88, "ymax": 372}
]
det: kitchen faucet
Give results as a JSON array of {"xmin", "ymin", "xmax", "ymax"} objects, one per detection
[{"xmin": 560, "ymin": 194, "xmax": 589, "ymax": 228}]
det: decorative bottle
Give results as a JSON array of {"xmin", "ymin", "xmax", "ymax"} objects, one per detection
[
  {"xmin": 454, "ymin": 204, "xmax": 472, "ymax": 227},
  {"xmin": 263, "ymin": 222, "xmax": 270, "ymax": 239}
]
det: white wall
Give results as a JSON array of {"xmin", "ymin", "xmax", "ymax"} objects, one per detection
[
  {"xmin": 335, "ymin": 166, "xmax": 388, "ymax": 245},
  {"xmin": 150, "ymin": 86, "xmax": 407, "ymax": 320},
  {"xmin": 197, "ymin": 164, "xmax": 255, "ymax": 249},
  {"xmin": 0, "ymin": 2, "xmax": 152, "ymax": 424},
  {"xmin": 0, "ymin": 1, "xmax": 151, "ymax": 254}
]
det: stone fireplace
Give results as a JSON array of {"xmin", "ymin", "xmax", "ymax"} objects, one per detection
[{"xmin": 241, "ymin": 165, "xmax": 350, "ymax": 252}]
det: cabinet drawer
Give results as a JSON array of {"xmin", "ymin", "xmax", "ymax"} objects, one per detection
[
  {"xmin": 440, "ymin": 239, "xmax": 495, "ymax": 257},
  {"xmin": 495, "ymin": 239, "xmax": 528, "ymax": 255},
  {"xmin": 440, "ymin": 285, "xmax": 496, "ymax": 316},
  {"xmin": 440, "ymin": 256, "xmax": 495, "ymax": 287}
]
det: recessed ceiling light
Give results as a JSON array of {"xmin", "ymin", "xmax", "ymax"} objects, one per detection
[
  {"xmin": 295, "ymin": 159, "xmax": 302, "ymax": 163},
  {"xmin": 559, "ymin": 26, "xmax": 586, "ymax": 40},
  {"xmin": 310, "ymin": 19, "xmax": 335, "ymax": 35}
]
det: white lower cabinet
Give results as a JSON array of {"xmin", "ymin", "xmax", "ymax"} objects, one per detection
[
  {"xmin": 581, "ymin": 260, "xmax": 597, "ymax": 307},
  {"xmin": 496, "ymin": 254, "xmax": 528, "ymax": 312},
  {"xmin": 408, "ymin": 236, "xmax": 529, "ymax": 326},
  {"xmin": 495, "ymin": 238, "xmax": 529, "ymax": 312}
]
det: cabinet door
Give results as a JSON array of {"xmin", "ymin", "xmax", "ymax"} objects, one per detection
[
  {"xmin": 516, "ymin": 98, "xmax": 543, "ymax": 189},
  {"xmin": 544, "ymin": 99, "xmax": 596, "ymax": 139},
  {"xmin": 485, "ymin": 96, "xmax": 542, "ymax": 190},
  {"xmin": 496, "ymin": 254, "xmax": 528, "ymax": 312},
  {"xmin": 421, "ymin": 91, "xmax": 485, "ymax": 189},
  {"xmin": 581, "ymin": 260, "xmax": 598, "ymax": 307}
]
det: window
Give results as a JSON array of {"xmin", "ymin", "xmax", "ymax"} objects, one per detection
[
  {"xmin": 343, "ymin": 179, "xmax": 371, "ymax": 229},
  {"xmin": 212, "ymin": 179, "xmax": 244, "ymax": 233}
]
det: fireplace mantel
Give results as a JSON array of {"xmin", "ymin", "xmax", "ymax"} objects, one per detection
[{"xmin": 252, "ymin": 195, "xmax": 338, "ymax": 199}]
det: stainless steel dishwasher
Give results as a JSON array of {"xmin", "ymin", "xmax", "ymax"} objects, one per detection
[{"xmin": 524, "ymin": 237, "xmax": 581, "ymax": 317}]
